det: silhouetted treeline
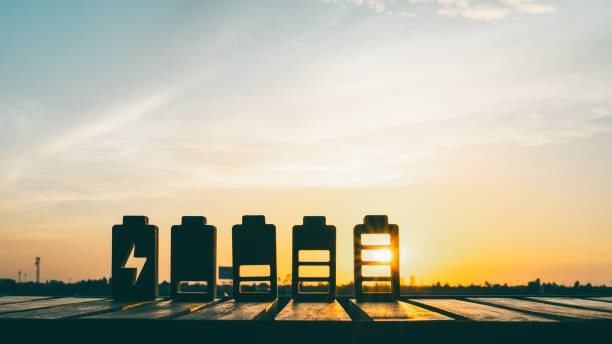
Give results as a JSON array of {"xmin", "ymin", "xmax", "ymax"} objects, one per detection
[
  {"xmin": 0, "ymin": 278, "xmax": 112, "ymax": 297},
  {"xmin": 333, "ymin": 278, "xmax": 612, "ymax": 296},
  {"xmin": 1, "ymin": 277, "xmax": 610, "ymax": 297}
]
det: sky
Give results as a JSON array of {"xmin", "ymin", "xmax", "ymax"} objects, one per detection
[{"xmin": 0, "ymin": 0, "xmax": 611, "ymax": 286}]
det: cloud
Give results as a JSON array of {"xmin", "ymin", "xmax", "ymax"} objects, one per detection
[
  {"xmin": 437, "ymin": 1, "xmax": 510, "ymax": 21},
  {"xmin": 41, "ymin": 89, "xmax": 176, "ymax": 154},
  {"xmin": 317, "ymin": 0, "xmax": 389, "ymax": 13},
  {"xmin": 502, "ymin": 0, "xmax": 555, "ymax": 14},
  {"xmin": 438, "ymin": 0, "xmax": 555, "ymax": 20},
  {"xmin": 356, "ymin": 0, "xmax": 388, "ymax": 13},
  {"xmin": 317, "ymin": 0, "xmax": 556, "ymax": 21},
  {"xmin": 399, "ymin": 11, "xmax": 417, "ymax": 17}
]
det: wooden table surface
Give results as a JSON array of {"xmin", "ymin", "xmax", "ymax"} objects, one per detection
[
  {"xmin": 1, "ymin": 295, "xmax": 611, "ymax": 322},
  {"xmin": 1, "ymin": 295, "xmax": 610, "ymax": 343}
]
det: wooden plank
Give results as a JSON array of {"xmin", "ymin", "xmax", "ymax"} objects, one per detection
[
  {"xmin": 528, "ymin": 297, "xmax": 612, "ymax": 312},
  {"xmin": 0, "ymin": 297, "xmax": 101, "ymax": 314},
  {"xmin": 351, "ymin": 300, "xmax": 451, "ymax": 321},
  {"xmin": 589, "ymin": 296, "xmax": 612, "ymax": 302},
  {"xmin": 413, "ymin": 299, "xmax": 553, "ymax": 322},
  {"xmin": 275, "ymin": 300, "xmax": 350, "ymax": 321},
  {"xmin": 87, "ymin": 299, "xmax": 217, "ymax": 319},
  {"xmin": 0, "ymin": 296, "xmax": 52, "ymax": 305},
  {"xmin": 0, "ymin": 299, "xmax": 128, "ymax": 319},
  {"xmin": 471, "ymin": 298, "xmax": 612, "ymax": 319},
  {"xmin": 177, "ymin": 300, "xmax": 275, "ymax": 320}
]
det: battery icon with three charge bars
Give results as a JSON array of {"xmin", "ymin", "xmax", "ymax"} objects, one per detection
[
  {"xmin": 171, "ymin": 216, "xmax": 217, "ymax": 301},
  {"xmin": 353, "ymin": 215, "xmax": 399, "ymax": 301},
  {"xmin": 232, "ymin": 215, "xmax": 277, "ymax": 301},
  {"xmin": 292, "ymin": 216, "xmax": 336, "ymax": 301},
  {"xmin": 112, "ymin": 215, "xmax": 158, "ymax": 301}
]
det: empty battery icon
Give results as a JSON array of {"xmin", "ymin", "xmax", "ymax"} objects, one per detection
[{"xmin": 171, "ymin": 216, "xmax": 217, "ymax": 301}]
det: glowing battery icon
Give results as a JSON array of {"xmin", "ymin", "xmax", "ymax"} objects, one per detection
[
  {"xmin": 112, "ymin": 215, "xmax": 158, "ymax": 301},
  {"xmin": 171, "ymin": 216, "xmax": 217, "ymax": 301},
  {"xmin": 232, "ymin": 215, "xmax": 277, "ymax": 301},
  {"xmin": 292, "ymin": 216, "xmax": 336, "ymax": 301},
  {"xmin": 354, "ymin": 215, "xmax": 399, "ymax": 301}
]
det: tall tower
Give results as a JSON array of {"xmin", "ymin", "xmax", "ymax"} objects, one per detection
[
  {"xmin": 18, "ymin": 271, "xmax": 21, "ymax": 283},
  {"xmin": 35, "ymin": 257, "xmax": 40, "ymax": 284}
]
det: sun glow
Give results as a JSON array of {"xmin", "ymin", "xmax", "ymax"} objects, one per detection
[{"xmin": 363, "ymin": 249, "xmax": 392, "ymax": 262}]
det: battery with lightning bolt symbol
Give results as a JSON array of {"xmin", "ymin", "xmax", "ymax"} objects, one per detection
[
  {"xmin": 112, "ymin": 215, "xmax": 158, "ymax": 301},
  {"xmin": 171, "ymin": 216, "xmax": 217, "ymax": 301}
]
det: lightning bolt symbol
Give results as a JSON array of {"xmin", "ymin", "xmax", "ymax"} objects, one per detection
[{"xmin": 124, "ymin": 245, "xmax": 147, "ymax": 284}]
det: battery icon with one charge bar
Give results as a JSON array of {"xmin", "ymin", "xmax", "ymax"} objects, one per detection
[{"xmin": 232, "ymin": 215, "xmax": 277, "ymax": 301}]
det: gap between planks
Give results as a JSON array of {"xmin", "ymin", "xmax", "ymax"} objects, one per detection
[
  {"xmin": 468, "ymin": 297, "xmax": 612, "ymax": 320},
  {"xmin": 525, "ymin": 297, "xmax": 612, "ymax": 313},
  {"xmin": 409, "ymin": 298, "xmax": 553, "ymax": 322}
]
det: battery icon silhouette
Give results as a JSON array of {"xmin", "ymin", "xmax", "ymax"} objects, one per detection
[
  {"xmin": 232, "ymin": 215, "xmax": 277, "ymax": 301},
  {"xmin": 112, "ymin": 215, "xmax": 158, "ymax": 301},
  {"xmin": 354, "ymin": 215, "xmax": 399, "ymax": 301},
  {"xmin": 292, "ymin": 216, "xmax": 336, "ymax": 301},
  {"xmin": 171, "ymin": 216, "xmax": 217, "ymax": 301}
]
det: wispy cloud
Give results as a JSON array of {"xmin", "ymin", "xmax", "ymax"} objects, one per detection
[
  {"xmin": 317, "ymin": 0, "xmax": 556, "ymax": 21},
  {"xmin": 438, "ymin": 0, "xmax": 555, "ymax": 20},
  {"xmin": 502, "ymin": 0, "xmax": 555, "ymax": 14},
  {"xmin": 41, "ymin": 90, "xmax": 176, "ymax": 154},
  {"xmin": 437, "ymin": 0, "xmax": 511, "ymax": 21},
  {"xmin": 317, "ymin": 0, "xmax": 389, "ymax": 13}
]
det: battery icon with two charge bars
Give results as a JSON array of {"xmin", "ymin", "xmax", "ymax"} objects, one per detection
[{"xmin": 292, "ymin": 216, "xmax": 336, "ymax": 301}]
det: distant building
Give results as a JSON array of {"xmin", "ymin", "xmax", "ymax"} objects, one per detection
[{"xmin": 410, "ymin": 275, "xmax": 416, "ymax": 286}]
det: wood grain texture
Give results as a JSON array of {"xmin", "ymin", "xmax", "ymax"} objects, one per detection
[
  {"xmin": 0, "ymin": 296, "xmax": 52, "ymax": 305},
  {"xmin": 352, "ymin": 300, "xmax": 451, "ymax": 321},
  {"xmin": 414, "ymin": 299, "xmax": 553, "ymax": 322},
  {"xmin": 177, "ymin": 300, "xmax": 274, "ymax": 320},
  {"xmin": 0, "ymin": 299, "xmax": 124, "ymax": 319},
  {"xmin": 528, "ymin": 297, "xmax": 612, "ymax": 312},
  {"xmin": 0, "ymin": 297, "xmax": 101, "ymax": 314},
  {"xmin": 589, "ymin": 296, "xmax": 612, "ymax": 303},
  {"xmin": 87, "ymin": 299, "xmax": 217, "ymax": 319},
  {"xmin": 471, "ymin": 298, "xmax": 612, "ymax": 319},
  {"xmin": 275, "ymin": 300, "xmax": 350, "ymax": 321}
]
